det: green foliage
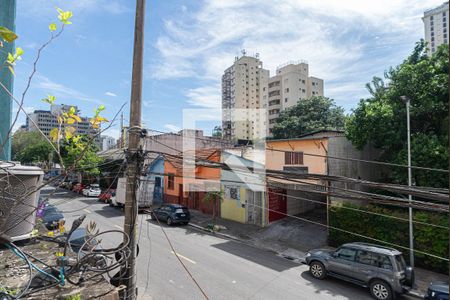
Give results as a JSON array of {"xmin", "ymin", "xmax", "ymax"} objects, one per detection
[
  {"xmin": 41, "ymin": 95, "xmax": 56, "ymax": 105},
  {"xmin": 49, "ymin": 23, "xmax": 57, "ymax": 32},
  {"xmin": 12, "ymin": 131, "xmax": 53, "ymax": 164},
  {"xmin": 345, "ymin": 41, "xmax": 449, "ymax": 187},
  {"xmin": 65, "ymin": 294, "xmax": 81, "ymax": 300},
  {"xmin": 329, "ymin": 202, "xmax": 448, "ymax": 274},
  {"xmin": 272, "ymin": 96, "xmax": 345, "ymax": 139},
  {"xmin": 0, "ymin": 26, "xmax": 17, "ymax": 42},
  {"xmin": 6, "ymin": 46, "xmax": 24, "ymax": 75},
  {"xmin": 60, "ymin": 136, "xmax": 103, "ymax": 177},
  {"xmin": 57, "ymin": 8, "xmax": 73, "ymax": 25}
]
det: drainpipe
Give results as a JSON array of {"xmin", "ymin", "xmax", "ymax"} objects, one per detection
[{"xmin": 0, "ymin": 0, "xmax": 16, "ymax": 161}]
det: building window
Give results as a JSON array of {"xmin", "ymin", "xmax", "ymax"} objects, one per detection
[
  {"xmin": 285, "ymin": 88, "xmax": 289, "ymax": 93},
  {"xmin": 168, "ymin": 173, "xmax": 175, "ymax": 190},
  {"xmin": 285, "ymin": 151, "xmax": 303, "ymax": 165},
  {"xmin": 430, "ymin": 15, "xmax": 434, "ymax": 20},
  {"xmin": 285, "ymin": 97, "xmax": 288, "ymax": 102}
]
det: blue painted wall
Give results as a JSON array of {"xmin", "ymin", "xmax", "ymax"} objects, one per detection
[
  {"xmin": 146, "ymin": 156, "xmax": 165, "ymax": 204},
  {"xmin": 0, "ymin": 0, "xmax": 16, "ymax": 161}
]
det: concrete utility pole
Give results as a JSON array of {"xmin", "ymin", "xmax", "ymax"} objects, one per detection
[
  {"xmin": 123, "ymin": 0, "xmax": 145, "ymax": 299},
  {"xmin": 400, "ymin": 95, "xmax": 414, "ymax": 268}
]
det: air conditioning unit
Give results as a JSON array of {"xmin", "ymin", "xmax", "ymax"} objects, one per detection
[{"xmin": 0, "ymin": 162, "xmax": 44, "ymax": 241}]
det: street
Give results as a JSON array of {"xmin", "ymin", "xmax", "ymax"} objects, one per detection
[{"xmin": 47, "ymin": 188, "xmax": 416, "ymax": 300}]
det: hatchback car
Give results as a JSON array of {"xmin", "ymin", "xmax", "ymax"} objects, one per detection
[
  {"xmin": 82, "ymin": 184, "xmax": 101, "ymax": 197},
  {"xmin": 303, "ymin": 242, "xmax": 414, "ymax": 300},
  {"xmin": 151, "ymin": 204, "xmax": 190, "ymax": 225}
]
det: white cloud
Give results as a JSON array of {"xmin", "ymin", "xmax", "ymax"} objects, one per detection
[
  {"xmin": 185, "ymin": 85, "xmax": 221, "ymax": 109},
  {"xmin": 35, "ymin": 74, "xmax": 102, "ymax": 104},
  {"xmin": 105, "ymin": 91, "xmax": 118, "ymax": 97},
  {"xmin": 149, "ymin": 0, "xmax": 443, "ymax": 110},
  {"xmin": 164, "ymin": 124, "xmax": 181, "ymax": 132}
]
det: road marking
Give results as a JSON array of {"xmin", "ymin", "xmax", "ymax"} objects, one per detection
[
  {"xmin": 170, "ymin": 251, "xmax": 196, "ymax": 264},
  {"xmin": 83, "ymin": 209, "xmax": 92, "ymax": 214},
  {"xmin": 114, "ymin": 225, "xmax": 123, "ymax": 230}
]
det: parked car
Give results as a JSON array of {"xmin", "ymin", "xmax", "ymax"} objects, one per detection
[
  {"xmin": 41, "ymin": 204, "xmax": 65, "ymax": 230},
  {"xmin": 98, "ymin": 189, "xmax": 115, "ymax": 203},
  {"xmin": 151, "ymin": 204, "xmax": 190, "ymax": 225},
  {"xmin": 302, "ymin": 242, "xmax": 414, "ymax": 300},
  {"xmin": 424, "ymin": 282, "xmax": 449, "ymax": 300},
  {"xmin": 82, "ymin": 184, "xmax": 101, "ymax": 197},
  {"xmin": 72, "ymin": 183, "xmax": 85, "ymax": 194}
]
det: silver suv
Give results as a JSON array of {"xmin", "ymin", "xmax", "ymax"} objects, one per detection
[{"xmin": 302, "ymin": 242, "xmax": 414, "ymax": 300}]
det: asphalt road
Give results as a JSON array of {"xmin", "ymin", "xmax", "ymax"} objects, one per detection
[{"xmin": 46, "ymin": 187, "xmax": 416, "ymax": 300}]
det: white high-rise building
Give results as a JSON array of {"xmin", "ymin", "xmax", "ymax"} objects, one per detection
[
  {"xmin": 266, "ymin": 61, "xmax": 324, "ymax": 136},
  {"xmin": 222, "ymin": 54, "xmax": 269, "ymax": 141},
  {"xmin": 26, "ymin": 104, "xmax": 99, "ymax": 141},
  {"xmin": 423, "ymin": 2, "xmax": 449, "ymax": 55},
  {"xmin": 100, "ymin": 135, "xmax": 116, "ymax": 151}
]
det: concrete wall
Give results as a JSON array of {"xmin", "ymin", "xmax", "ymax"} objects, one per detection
[
  {"xmin": 327, "ymin": 136, "xmax": 382, "ymax": 204},
  {"xmin": 286, "ymin": 190, "xmax": 322, "ymax": 215},
  {"xmin": 145, "ymin": 129, "xmax": 232, "ymax": 155}
]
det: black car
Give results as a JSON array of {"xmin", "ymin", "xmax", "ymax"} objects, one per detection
[
  {"xmin": 151, "ymin": 204, "xmax": 190, "ymax": 225},
  {"xmin": 424, "ymin": 282, "xmax": 449, "ymax": 300}
]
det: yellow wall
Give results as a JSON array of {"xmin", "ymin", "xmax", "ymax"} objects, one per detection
[{"xmin": 220, "ymin": 187, "xmax": 246, "ymax": 223}]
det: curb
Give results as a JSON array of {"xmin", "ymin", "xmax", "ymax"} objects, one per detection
[
  {"xmin": 188, "ymin": 222, "xmax": 426, "ymax": 299},
  {"xmin": 408, "ymin": 290, "xmax": 424, "ymax": 299},
  {"xmin": 187, "ymin": 223, "xmax": 248, "ymax": 244}
]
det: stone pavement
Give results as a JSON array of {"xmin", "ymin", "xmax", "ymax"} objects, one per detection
[{"xmin": 188, "ymin": 209, "xmax": 448, "ymax": 298}]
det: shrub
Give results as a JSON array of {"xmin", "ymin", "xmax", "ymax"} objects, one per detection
[{"xmin": 329, "ymin": 202, "xmax": 448, "ymax": 274}]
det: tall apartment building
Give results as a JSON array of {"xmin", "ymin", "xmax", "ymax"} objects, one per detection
[
  {"xmin": 423, "ymin": 1, "xmax": 449, "ymax": 55},
  {"xmin": 222, "ymin": 54, "xmax": 269, "ymax": 141},
  {"xmin": 26, "ymin": 104, "xmax": 99, "ymax": 140},
  {"xmin": 266, "ymin": 61, "xmax": 324, "ymax": 136}
]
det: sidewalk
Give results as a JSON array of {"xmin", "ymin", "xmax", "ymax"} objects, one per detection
[{"xmin": 188, "ymin": 209, "xmax": 447, "ymax": 298}]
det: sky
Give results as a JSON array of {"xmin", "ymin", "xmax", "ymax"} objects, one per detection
[{"xmin": 11, "ymin": 0, "xmax": 444, "ymax": 139}]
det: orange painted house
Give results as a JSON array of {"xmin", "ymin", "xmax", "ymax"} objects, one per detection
[
  {"xmin": 265, "ymin": 130, "xmax": 380, "ymax": 224},
  {"xmin": 163, "ymin": 149, "xmax": 221, "ymax": 215}
]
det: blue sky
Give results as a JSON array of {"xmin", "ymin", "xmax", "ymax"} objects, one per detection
[{"xmin": 12, "ymin": 0, "xmax": 443, "ymax": 139}]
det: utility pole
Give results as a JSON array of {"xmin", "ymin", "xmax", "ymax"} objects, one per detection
[
  {"xmin": 400, "ymin": 95, "xmax": 414, "ymax": 268},
  {"xmin": 122, "ymin": 0, "xmax": 145, "ymax": 299},
  {"xmin": 120, "ymin": 112, "xmax": 124, "ymax": 148}
]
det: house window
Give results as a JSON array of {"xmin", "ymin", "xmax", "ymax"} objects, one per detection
[
  {"xmin": 285, "ymin": 151, "xmax": 303, "ymax": 165},
  {"xmin": 168, "ymin": 173, "xmax": 175, "ymax": 190}
]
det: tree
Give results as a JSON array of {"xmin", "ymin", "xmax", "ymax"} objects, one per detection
[
  {"xmin": 345, "ymin": 41, "xmax": 449, "ymax": 187},
  {"xmin": 12, "ymin": 131, "xmax": 53, "ymax": 166},
  {"xmin": 203, "ymin": 191, "xmax": 223, "ymax": 228},
  {"xmin": 272, "ymin": 96, "xmax": 345, "ymax": 139},
  {"xmin": 212, "ymin": 126, "xmax": 222, "ymax": 138},
  {"xmin": 60, "ymin": 135, "xmax": 104, "ymax": 180}
]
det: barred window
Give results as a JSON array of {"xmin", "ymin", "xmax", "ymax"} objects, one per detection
[{"xmin": 285, "ymin": 151, "xmax": 303, "ymax": 165}]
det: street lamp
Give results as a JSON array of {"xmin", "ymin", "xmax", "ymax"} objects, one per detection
[{"xmin": 400, "ymin": 95, "xmax": 414, "ymax": 268}]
